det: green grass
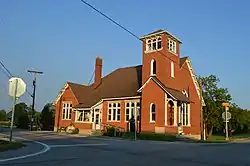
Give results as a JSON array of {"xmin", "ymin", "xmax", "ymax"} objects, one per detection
[
  {"xmin": 196, "ymin": 133, "xmax": 250, "ymax": 143},
  {"xmin": 122, "ymin": 132, "xmax": 178, "ymax": 142},
  {"xmin": 0, "ymin": 140, "xmax": 25, "ymax": 152}
]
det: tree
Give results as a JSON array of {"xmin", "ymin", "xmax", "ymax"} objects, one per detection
[
  {"xmin": 199, "ymin": 75, "xmax": 232, "ymax": 139},
  {"xmin": 40, "ymin": 103, "xmax": 55, "ymax": 130},
  {"xmin": 7, "ymin": 102, "xmax": 30, "ymax": 129},
  {"xmin": 0, "ymin": 110, "xmax": 7, "ymax": 121}
]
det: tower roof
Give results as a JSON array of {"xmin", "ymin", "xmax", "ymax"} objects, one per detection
[{"xmin": 140, "ymin": 29, "xmax": 182, "ymax": 43}]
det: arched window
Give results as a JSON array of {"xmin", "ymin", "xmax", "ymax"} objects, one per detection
[
  {"xmin": 146, "ymin": 39, "xmax": 151, "ymax": 51},
  {"xmin": 150, "ymin": 103, "xmax": 156, "ymax": 122},
  {"xmin": 145, "ymin": 37, "xmax": 162, "ymax": 52},
  {"xmin": 179, "ymin": 90, "xmax": 189, "ymax": 126},
  {"xmin": 150, "ymin": 59, "xmax": 156, "ymax": 76},
  {"xmin": 157, "ymin": 37, "xmax": 162, "ymax": 49},
  {"xmin": 152, "ymin": 39, "xmax": 157, "ymax": 50},
  {"xmin": 168, "ymin": 101, "xmax": 174, "ymax": 126},
  {"xmin": 171, "ymin": 61, "xmax": 174, "ymax": 78}
]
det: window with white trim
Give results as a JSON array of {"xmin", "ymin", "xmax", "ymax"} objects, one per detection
[
  {"xmin": 150, "ymin": 103, "xmax": 156, "ymax": 122},
  {"xmin": 179, "ymin": 90, "xmax": 190, "ymax": 126},
  {"xmin": 75, "ymin": 110, "xmax": 90, "ymax": 122},
  {"xmin": 146, "ymin": 37, "xmax": 162, "ymax": 52},
  {"xmin": 108, "ymin": 103, "xmax": 120, "ymax": 121},
  {"xmin": 150, "ymin": 59, "xmax": 156, "ymax": 76},
  {"xmin": 171, "ymin": 61, "xmax": 174, "ymax": 77},
  {"xmin": 125, "ymin": 102, "xmax": 140, "ymax": 121},
  {"xmin": 62, "ymin": 102, "xmax": 72, "ymax": 120},
  {"xmin": 168, "ymin": 38, "xmax": 177, "ymax": 53}
]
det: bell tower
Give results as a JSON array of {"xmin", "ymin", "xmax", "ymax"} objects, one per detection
[{"xmin": 140, "ymin": 29, "xmax": 182, "ymax": 86}]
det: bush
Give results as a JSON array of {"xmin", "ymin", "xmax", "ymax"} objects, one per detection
[
  {"xmin": 104, "ymin": 126, "xmax": 116, "ymax": 137},
  {"xmin": 16, "ymin": 114, "xmax": 29, "ymax": 129}
]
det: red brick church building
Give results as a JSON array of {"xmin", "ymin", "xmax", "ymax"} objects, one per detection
[{"xmin": 53, "ymin": 30, "xmax": 204, "ymax": 138}]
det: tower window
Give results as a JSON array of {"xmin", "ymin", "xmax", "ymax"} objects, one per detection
[
  {"xmin": 146, "ymin": 37, "xmax": 162, "ymax": 52},
  {"xmin": 150, "ymin": 59, "xmax": 156, "ymax": 76},
  {"xmin": 168, "ymin": 38, "xmax": 177, "ymax": 53},
  {"xmin": 146, "ymin": 40, "xmax": 152, "ymax": 51},
  {"xmin": 171, "ymin": 61, "xmax": 174, "ymax": 77},
  {"xmin": 152, "ymin": 39, "xmax": 157, "ymax": 50},
  {"xmin": 157, "ymin": 37, "xmax": 162, "ymax": 49}
]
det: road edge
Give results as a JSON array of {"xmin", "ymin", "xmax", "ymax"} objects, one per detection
[{"xmin": 0, "ymin": 134, "xmax": 50, "ymax": 162}]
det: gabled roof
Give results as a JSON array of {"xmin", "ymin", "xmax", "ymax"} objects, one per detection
[
  {"xmin": 138, "ymin": 76, "xmax": 190, "ymax": 103},
  {"xmin": 180, "ymin": 56, "xmax": 188, "ymax": 67},
  {"xmin": 66, "ymin": 65, "xmax": 142, "ymax": 108}
]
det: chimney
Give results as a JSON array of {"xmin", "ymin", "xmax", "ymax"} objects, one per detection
[{"xmin": 94, "ymin": 56, "xmax": 102, "ymax": 88}]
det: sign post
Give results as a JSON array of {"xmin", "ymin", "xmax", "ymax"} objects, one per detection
[
  {"xmin": 222, "ymin": 102, "xmax": 230, "ymax": 140},
  {"xmin": 8, "ymin": 77, "xmax": 26, "ymax": 142},
  {"xmin": 134, "ymin": 105, "xmax": 137, "ymax": 141}
]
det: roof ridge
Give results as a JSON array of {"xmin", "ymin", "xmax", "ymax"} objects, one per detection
[{"xmin": 67, "ymin": 81, "xmax": 88, "ymax": 87}]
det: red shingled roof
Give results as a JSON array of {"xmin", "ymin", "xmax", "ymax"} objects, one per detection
[{"xmin": 69, "ymin": 65, "xmax": 142, "ymax": 108}]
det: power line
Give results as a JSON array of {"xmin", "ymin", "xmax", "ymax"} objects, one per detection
[
  {"xmin": 79, "ymin": 0, "xmax": 195, "ymax": 75},
  {"xmin": 88, "ymin": 70, "xmax": 95, "ymax": 85},
  {"xmin": 0, "ymin": 61, "xmax": 13, "ymax": 78},
  {"xmin": 0, "ymin": 60, "xmax": 33, "ymax": 97}
]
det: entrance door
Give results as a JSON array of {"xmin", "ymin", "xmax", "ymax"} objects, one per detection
[{"xmin": 94, "ymin": 109, "xmax": 101, "ymax": 130}]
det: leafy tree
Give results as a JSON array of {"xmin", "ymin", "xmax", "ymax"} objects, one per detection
[
  {"xmin": 40, "ymin": 103, "xmax": 55, "ymax": 130},
  {"xmin": 199, "ymin": 75, "xmax": 232, "ymax": 139},
  {"xmin": 8, "ymin": 102, "xmax": 30, "ymax": 129},
  {"xmin": 0, "ymin": 110, "xmax": 7, "ymax": 121}
]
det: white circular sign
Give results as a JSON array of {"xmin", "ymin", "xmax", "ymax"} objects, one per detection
[
  {"xmin": 222, "ymin": 111, "xmax": 231, "ymax": 121},
  {"xmin": 8, "ymin": 77, "xmax": 26, "ymax": 98}
]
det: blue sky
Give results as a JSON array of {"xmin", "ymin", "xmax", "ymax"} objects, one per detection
[{"xmin": 0, "ymin": 0, "xmax": 250, "ymax": 111}]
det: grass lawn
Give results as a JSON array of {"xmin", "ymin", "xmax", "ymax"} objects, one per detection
[
  {"xmin": 0, "ymin": 140, "xmax": 25, "ymax": 152},
  {"xmin": 196, "ymin": 133, "xmax": 250, "ymax": 143},
  {"xmin": 122, "ymin": 132, "xmax": 178, "ymax": 142}
]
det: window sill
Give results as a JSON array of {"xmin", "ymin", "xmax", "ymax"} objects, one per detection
[
  {"xmin": 75, "ymin": 121, "xmax": 92, "ymax": 124},
  {"xmin": 168, "ymin": 50, "xmax": 178, "ymax": 56},
  {"xmin": 144, "ymin": 48, "xmax": 163, "ymax": 54},
  {"xmin": 62, "ymin": 119, "xmax": 71, "ymax": 121},
  {"xmin": 149, "ymin": 121, "xmax": 155, "ymax": 124},
  {"xmin": 107, "ymin": 121, "xmax": 121, "ymax": 122}
]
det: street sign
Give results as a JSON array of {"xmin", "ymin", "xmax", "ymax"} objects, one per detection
[
  {"xmin": 9, "ymin": 77, "xmax": 26, "ymax": 98},
  {"xmin": 222, "ymin": 111, "xmax": 231, "ymax": 121}
]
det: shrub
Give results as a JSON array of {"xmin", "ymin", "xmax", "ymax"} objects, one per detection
[{"xmin": 104, "ymin": 126, "xmax": 116, "ymax": 137}]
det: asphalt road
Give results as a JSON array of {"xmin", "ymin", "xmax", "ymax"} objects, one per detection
[{"xmin": 1, "ymin": 130, "xmax": 250, "ymax": 166}]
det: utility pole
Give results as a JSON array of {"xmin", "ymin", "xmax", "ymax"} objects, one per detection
[
  {"xmin": 27, "ymin": 70, "xmax": 43, "ymax": 131},
  {"xmin": 200, "ymin": 78, "xmax": 204, "ymax": 140}
]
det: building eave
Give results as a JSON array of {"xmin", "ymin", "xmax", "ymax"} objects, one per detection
[{"xmin": 140, "ymin": 30, "xmax": 182, "ymax": 43}]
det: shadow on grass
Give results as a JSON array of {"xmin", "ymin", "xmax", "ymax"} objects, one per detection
[{"xmin": 0, "ymin": 140, "xmax": 25, "ymax": 152}]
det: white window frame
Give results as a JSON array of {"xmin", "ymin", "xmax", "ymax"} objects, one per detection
[
  {"xmin": 179, "ymin": 90, "xmax": 190, "ymax": 126},
  {"xmin": 108, "ymin": 102, "xmax": 121, "ymax": 122},
  {"xmin": 146, "ymin": 37, "xmax": 162, "ymax": 52},
  {"xmin": 168, "ymin": 38, "xmax": 177, "ymax": 54},
  {"xmin": 62, "ymin": 102, "xmax": 72, "ymax": 120},
  {"xmin": 125, "ymin": 102, "xmax": 140, "ymax": 122},
  {"xmin": 75, "ymin": 109, "xmax": 91, "ymax": 123},
  {"xmin": 150, "ymin": 59, "xmax": 156, "ymax": 76},
  {"xmin": 171, "ymin": 61, "xmax": 174, "ymax": 77},
  {"xmin": 150, "ymin": 103, "xmax": 156, "ymax": 123}
]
